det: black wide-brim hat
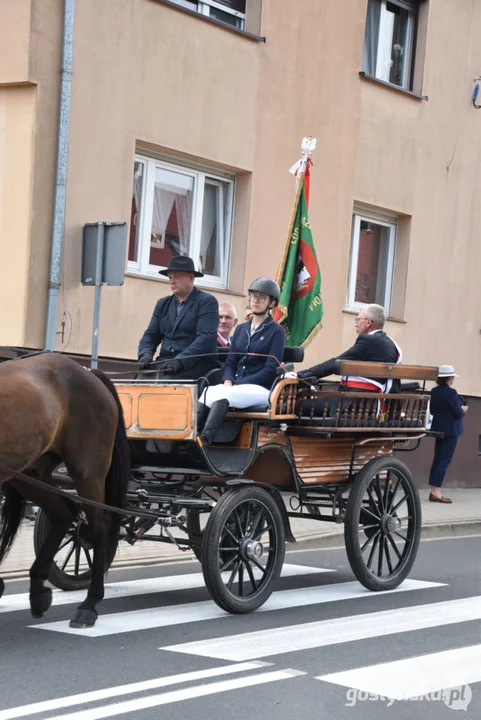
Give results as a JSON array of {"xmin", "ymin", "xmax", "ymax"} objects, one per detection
[{"xmin": 158, "ymin": 255, "xmax": 204, "ymax": 277}]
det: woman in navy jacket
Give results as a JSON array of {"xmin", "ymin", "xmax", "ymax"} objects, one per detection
[
  {"xmin": 199, "ymin": 278, "xmax": 285, "ymax": 445},
  {"xmin": 428, "ymin": 365, "xmax": 468, "ymax": 503}
]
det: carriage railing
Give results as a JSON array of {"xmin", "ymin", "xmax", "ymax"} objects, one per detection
[{"xmin": 294, "ymin": 389, "xmax": 431, "ymax": 431}]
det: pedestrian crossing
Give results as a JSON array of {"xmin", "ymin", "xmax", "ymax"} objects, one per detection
[{"xmin": 1, "ymin": 559, "xmax": 479, "ymax": 716}]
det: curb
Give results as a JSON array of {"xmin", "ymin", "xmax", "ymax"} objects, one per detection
[{"xmin": 4, "ymin": 521, "xmax": 479, "ymax": 581}]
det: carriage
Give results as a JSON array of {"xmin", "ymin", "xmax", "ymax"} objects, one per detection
[{"xmin": 33, "ymin": 353, "xmax": 438, "ymax": 615}]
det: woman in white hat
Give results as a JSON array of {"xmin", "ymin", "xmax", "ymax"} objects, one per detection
[{"xmin": 428, "ymin": 365, "xmax": 468, "ymax": 503}]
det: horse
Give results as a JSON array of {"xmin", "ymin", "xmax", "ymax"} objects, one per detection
[{"xmin": 0, "ymin": 352, "xmax": 129, "ymax": 628}]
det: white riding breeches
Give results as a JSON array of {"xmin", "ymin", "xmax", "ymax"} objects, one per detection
[{"xmin": 200, "ymin": 384, "xmax": 270, "ymax": 409}]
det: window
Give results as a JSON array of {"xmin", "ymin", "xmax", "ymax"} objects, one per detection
[
  {"xmin": 129, "ymin": 155, "xmax": 234, "ymax": 288},
  {"xmin": 347, "ymin": 213, "xmax": 396, "ymax": 314},
  {"xmin": 363, "ymin": 0, "xmax": 418, "ymax": 89},
  {"xmin": 171, "ymin": 0, "xmax": 246, "ymax": 29}
]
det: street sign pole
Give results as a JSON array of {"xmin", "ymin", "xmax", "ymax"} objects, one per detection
[{"xmin": 91, "ymin": 223, "xmax": 105, "ymax": 370}]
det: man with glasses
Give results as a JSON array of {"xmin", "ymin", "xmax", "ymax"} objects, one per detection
[{"xmin": 298, "ymin": 304, "xmax": 402, "ymax": 392}]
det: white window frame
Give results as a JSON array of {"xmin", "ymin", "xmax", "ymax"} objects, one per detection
[
  {"xmin": 128, "ymin": 154, "xmax": 234, "ymax": 290},
  {"xmin": 171, "ymin": 0, "xmax": 246, "ymax": 29},
  {"xmin": 347, "ymin": 212, "xmax": 396, "ymax": 315},
  {"xmin": 376, "ymin": 0, "xmax": 414, "ymax": 88}
]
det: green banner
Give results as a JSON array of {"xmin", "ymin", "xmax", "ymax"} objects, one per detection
[{"xmin": 275, "ymin": 180, "xmax": 323, "ymax": 347}]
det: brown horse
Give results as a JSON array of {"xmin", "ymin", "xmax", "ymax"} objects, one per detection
[{"xmin": 0, "ymin": 353, "xmax": 129, "ymax": 628}]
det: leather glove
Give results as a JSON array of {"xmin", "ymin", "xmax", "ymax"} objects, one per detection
[
  {"xmin": 156, "ymin": 358, "xmax": 183, "ymax": 375},
  {"xmin": 137, "ymin": 354, "xmax": 153, "ymax": 371}
]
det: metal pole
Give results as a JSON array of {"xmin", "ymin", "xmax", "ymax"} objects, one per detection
[
  {"xmin": 90, "ymin": 224, "xmax": 105, "ymax": 369},
  {"xmin": 45, "ymin": 0, "xmax": 76, "ymax": 350}
]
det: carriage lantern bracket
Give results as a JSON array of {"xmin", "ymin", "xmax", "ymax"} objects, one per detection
[{"xmin": 81, "ymin": 222, "xmax": 128, "ymax": 369}]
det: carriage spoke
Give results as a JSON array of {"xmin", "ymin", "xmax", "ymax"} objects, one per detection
[
  {"xmin": 377, "ymin": 533, "xmax": 385, "ymax": 577},
  {"xmin": 238, "ymin": 562, "xmax": 245, "ymax": 597},
  {"xmin": 74, "ymin": 543, "xmax": 81, "ymax": 576},
  {"xmin": 386, "ymin": 532, "xmax": 403, "ymax": 561},
  {"xmin": 384, "ymin": 536, "xmax": 394, "ymax": 574},
  {"xmin": 361, "ymin": 531, "xmax": 378, "ymax": 553},
  {"xmin": 382, "ymin": 471, "xmax": 391, "ymax": 509},
  {"xmin": 394, "ymin": 529, "xmax": 409, "ymax": 542},
  {"xmin": 220, "ymin": 553, "xmax": 238, "ymax": 573},
  {"xmin": 366, "ymin": 532, "xmax": 380, "ymax": 570},
  {"xmin": 366, "ymin": 486, "xmax": 382, "ymax": 517},
  {"xmin": 226, "ymin": 560, "xmax": 240, "ymax": 590},
  {"xmin": 361, "ymin": 507, "xmax": 382, "ymax": 522},
  {"xmin": 386, "ymin": 476, "xmax": 401, "ymax": 513},
  {"xmin": 391, "ymin": 493, "xmax": 408, "ymax": 514},
  {"xmin": 219, "ymin": 547, "xmax": 238, "ymax": 552},
  {"xmin": 374, "ymin": 475, "xmax": 385, "ymax": 513},
  {"xmin": 245, "ymin": 560, "xmax": 258, "ymax": 591},
  {"xmin": 224, "ymin": 525, "xmax": 240, "ymax": 545},
  {"xmin": 243, "ymin": 503, "xmax": 251, "ymax": 535},
  {"xmin": 234, "ymin": 508, "xmax": 244, "ymax": 537},
  {"xmin": 249, "ymin": 508, "xmax": 263, "ymax": 538},
  {"xmin": 249, "ymin": 557, "xmax": 268, "ymax": 576},
  {"xmin": 60, "ymin": 542, "xmax": 76, "ymax": 572},
  {"xmin": 58, "ymin": 535, "xmax": 74, "ymax": 552},
  {"xmin": 84, "ymin": 548, "xmax": 93, "ymax": 569}
]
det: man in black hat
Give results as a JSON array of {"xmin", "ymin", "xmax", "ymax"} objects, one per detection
[{"xmin": 137, "ymin": 256, "xmax": 219, "ymax": 378}]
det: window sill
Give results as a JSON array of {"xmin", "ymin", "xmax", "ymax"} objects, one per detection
[
  {"xmin": 125, "ymin": 271, "xmax": 246, "ymax": 297},
  {"xmin": 342, "ymin": 308, "xmax": 407, "ymax": 324},
  {"xmin": 149, "ymin": 0, "xmax": 266, "ymax": 43},
  {"xmin": 359, "ymin": 72, "xmax": 428, "ymax": 101}
]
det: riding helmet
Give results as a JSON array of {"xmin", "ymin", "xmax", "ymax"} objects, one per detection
[{"xmin": 248, "ymin": 277, "xmax": 280, "ymax": 306}]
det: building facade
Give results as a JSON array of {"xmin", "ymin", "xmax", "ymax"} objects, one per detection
[{"xmin": 0, "ymin": 0, "xmax": 480, "ymax": 486}]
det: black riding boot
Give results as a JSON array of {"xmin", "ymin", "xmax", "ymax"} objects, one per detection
[
  {"xmin": 197, "ymin": 402, "xmax": 210, "ymax": 434},
  {"xmin": 199, "ymin": 399, "xmax": 230, "ymax": 446}
]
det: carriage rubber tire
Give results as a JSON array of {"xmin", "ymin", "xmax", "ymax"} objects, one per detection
[
  {"xmin": 34, "ymin": 509, "xmax": 117, "ymax": 592},
  {"xmin": 344, "ymin": 456, "xmax": 421, "ymax": 592},
  {"xmin": 201, "ymin": 486, "xmax": 285, "ymax": 614}
]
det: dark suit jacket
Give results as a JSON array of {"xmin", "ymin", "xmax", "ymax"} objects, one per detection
[
  {"xmin": 224, "ymin": 317, "xmax": 285, "ymax": 389},
  {"xmin": 430, "ymin": 384, "xmax": 465, "ymax": 437},
  {"xmin": 138, "ymin": 287, "xmax": 219, "ymax": 372},
  {"xmin": 301, "ymin": 331, "xmax": 401, "ymax": 382}
]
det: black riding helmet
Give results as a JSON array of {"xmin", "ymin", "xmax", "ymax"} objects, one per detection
[{"xmin": 248, "ymin": 277, "xmax": 280, "ymax": 310}]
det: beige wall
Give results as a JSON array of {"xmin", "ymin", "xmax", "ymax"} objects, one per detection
[
  {"xmin": 0, "ymin": 0, "xmax": 32, "ymax": 84},
  {"xmin": 1, "ymin": 0, "xmax": 480, "ymax": 396},
  {"xmin": 0, "ymin": 86, "xmax": 36, "ymax": 346}
]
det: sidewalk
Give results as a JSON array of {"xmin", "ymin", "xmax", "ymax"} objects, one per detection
[{"xmin": 2, "ymin": 488, "xmax": 480, "ymax": 578}]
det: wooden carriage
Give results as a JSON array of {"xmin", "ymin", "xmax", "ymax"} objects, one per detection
[{"xmin": 36, "ymin": 359, "xmax": 438, "ymax": 615}]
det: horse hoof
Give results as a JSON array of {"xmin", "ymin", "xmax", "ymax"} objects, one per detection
[
  {"xmin": 30, "ymin": 588, "xmax": 53, "ymax": 618},
  {"xmin": 69, "ymin": 609, "xmax": 98, "ymax": 628},
  {"xmin": 0, "ymin": 578, "xmax": 5, "ymax": 599}
]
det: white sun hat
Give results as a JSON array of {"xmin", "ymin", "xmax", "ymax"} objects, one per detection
[{"xmin": 438, "ymin": 364, "xmax": 459, "ymax": 377}]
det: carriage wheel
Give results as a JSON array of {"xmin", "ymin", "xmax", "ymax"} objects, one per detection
[
  {"xmin": 201, "ymin": 486, "xmax": 285, "ymax": 614},
  {"xmin": 34, "ymin": 509, "xmax": 116, "ymax": 591},
  {"xmin": 344, "ymin": 456, "xmax": 421, "ymax": 591}
]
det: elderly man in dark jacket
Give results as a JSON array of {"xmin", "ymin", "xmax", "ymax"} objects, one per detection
[{"xmin": 138, "ymin": 256, "xmax": 219, "ymax": 379}]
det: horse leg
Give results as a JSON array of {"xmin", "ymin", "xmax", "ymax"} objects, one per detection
[
  {"xmin": 29, "ymin": 496, "xmax": 76, "ymax": 618},
  {"xmin": 69, "ymin": 505, "xmax": 110, "ymax": 628},
  {"xmin": 0, "ymin": 576, "xmax": 4, "ymax": 599}
]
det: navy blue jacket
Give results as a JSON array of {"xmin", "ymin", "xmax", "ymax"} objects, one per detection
[
  {"xmin": 430, "ymin": 384, "xmax": 465, "ymax": 437},
  {"xmin": 138, "ymin": 287, "xmax": 219, "ymax": 372},
  {"xmin": 224, "ymin": 316, "xmax": 285, "ymax": 389}
]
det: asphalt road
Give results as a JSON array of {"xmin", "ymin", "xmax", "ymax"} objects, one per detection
[{"xmin": 0, "ymin": 536, "xmax": 480, "ymax": 720}]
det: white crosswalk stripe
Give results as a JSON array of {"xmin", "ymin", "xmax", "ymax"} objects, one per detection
[
  {"xmin": 162, "ymin": 595, "xmax": 480, "ymax": 661},
  {"xmin": 0, "ymin": 562, "xmax": 329, "ymax": 614},
  {"xmin": 29, "ymin": 578, "xmax": 442, "ymax": 637},
  {"xmin": 316, "ymin": 644, "xmax": 481, "ymax": 701}
]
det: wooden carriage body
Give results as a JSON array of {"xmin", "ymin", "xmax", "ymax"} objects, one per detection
[{"xmin": 114, "ymin": 360, "xmax": 438, "ymax": 492}]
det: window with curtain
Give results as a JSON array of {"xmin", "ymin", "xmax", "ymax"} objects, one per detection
[
  {"xmin": 347, "ymin": 213, "xmax": 396, "ymax": 314},
  {"xmin": 129, "ymin": 155, "xmax": 234, "ymax": 288},
  {"xmin": 170, "ymin": 0, "xmax": 246, "ymax": 29},
  {"xmin": 362, "ymin": 0, "xmax": 418, "ymax": 90}
]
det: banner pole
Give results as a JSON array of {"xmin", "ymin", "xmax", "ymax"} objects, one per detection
[{"xmin": 275, "ymin": 137, "xmax": 317, "ymax": 285}]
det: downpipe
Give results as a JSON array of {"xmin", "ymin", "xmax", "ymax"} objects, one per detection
[{"xmin": 45, "ymin": 0, "xmax": 76, "ymax": 350}]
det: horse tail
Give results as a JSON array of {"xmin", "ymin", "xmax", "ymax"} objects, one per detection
[
  {"xmin": 0, "ymin": 483, "xmax": 26, "ymax": 563},
  {"xmin": 91, "ymin": 370, "xmax": 130, "ymax": 559}
]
